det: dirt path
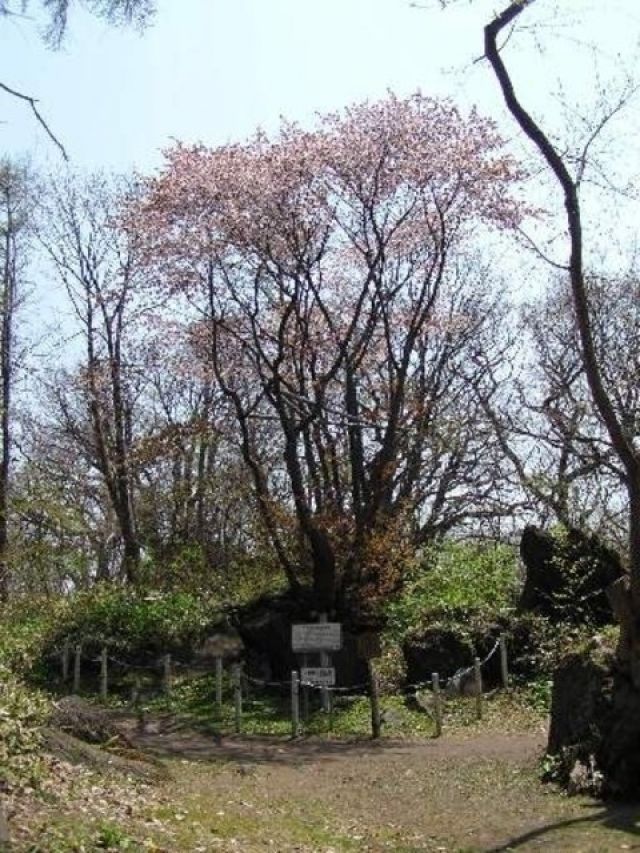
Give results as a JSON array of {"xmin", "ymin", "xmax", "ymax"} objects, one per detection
[
  {"xmin": 110, "ymin": 719, "xmax": 640, "ymax": 852},
  {"xmin": 132, "ymin": 720, "xmax": 544, "ymax": 764}
]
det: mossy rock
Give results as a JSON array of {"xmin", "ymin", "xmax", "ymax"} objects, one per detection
[
  {"xmin": 519, "ymin": 526, "xmax": 623, "ymax": 625},
  {"xmin": 402, "ymin": 611, "xmax": 560, "ymax": 688},
  {"xmin": 546, "ymin": 632, "xmax": 640, "ymax": 798}
]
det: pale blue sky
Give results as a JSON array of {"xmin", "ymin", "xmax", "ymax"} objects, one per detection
[
  {"xmin": 3, "ymin": 0, "xmax": 638, "ymax": 175},
  {"xmin": 2, "ymin": 0, "xmax": 640, "ymax": 333},
  {"xmin": 0, "ymin": 0, "xmax": 639, "ymax": 399},
  {"xmin": 1, "ymin": 0, "xmax": 486, "ymax": 169}
]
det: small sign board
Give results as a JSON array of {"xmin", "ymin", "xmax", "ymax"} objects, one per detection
[
  {"xmin": 292, "ymin": 622, "xmax": 342, "ymax": 652},
  {"xmin": 301, "ymin": 667, "xmax": 336, "ymax": 686}
]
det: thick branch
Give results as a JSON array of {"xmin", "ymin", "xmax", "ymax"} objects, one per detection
[{"xmin": 485, "ymin": 4, "xmax": 637, "ymax": 481}]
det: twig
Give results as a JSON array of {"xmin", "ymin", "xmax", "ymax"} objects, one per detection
[{"xmin": 0, "ymin": 80, "xmax": 68, "ymax": 160}]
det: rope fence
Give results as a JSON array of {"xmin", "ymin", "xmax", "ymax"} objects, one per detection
[{"xmin": 46, "ymin": 633, "xmax": 511, "ymax": 739}]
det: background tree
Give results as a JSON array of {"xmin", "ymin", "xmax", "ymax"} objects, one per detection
[
  {"xmin": 0, "ymin": 161, "xmax": 31, "ymax": 600},
  {"xmin": 133, "ymin": 333, "xmax": 260, "ymax": 590},
  {"xmin": 472, "ymin": 278, "xmax": 627, "ymax": 540},
  {"xmin": 523, "ymin": 278, "xmax": 631, "ymax": 541},
  {"xmin": 39, "ymin": 174, "xmax": 145, "ymax": 583},
  {"xmin": 0, "ymin": 0, "xmax": 154, "ymax": 46}
]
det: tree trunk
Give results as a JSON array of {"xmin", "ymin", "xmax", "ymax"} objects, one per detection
[
  {"xmin": 484, "ymin": 1, "xmax": 640, "ymax": 797},
  {"xmin": 0, "ymin": 799, "xmax": 9, "ymax": 847},
  {"xmin": 0, "ymin": 181, "xmax": 16, "ymax": 602}
]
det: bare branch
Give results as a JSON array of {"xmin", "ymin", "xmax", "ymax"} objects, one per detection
[{"xmin": 0, "ymin": 81, "xmax": 68, "ymax": 160}]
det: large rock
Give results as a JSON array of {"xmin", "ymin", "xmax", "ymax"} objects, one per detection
[
  {"xmin": 231, "ymin": 591, "xmax": 368, "ymax": 686},
  {"xmin": 546, "ymin": 634, "xmax": 640, "ymax": 798},
  {"xmin": 402, "ymin": 613, "xmax": 554, "ymax": 690},
  {"xmin": 519, "ymin": 526, "xmax": 624, "ymax": 625},
  {"xmin": 404, "ymin": 623, "xmax": 510, "ymax": 690},
  {"xmin": 403, "ymin": 626, "xmax": 475, "ymax": 687}
]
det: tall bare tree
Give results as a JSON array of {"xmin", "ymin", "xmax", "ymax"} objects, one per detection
[
  {"xmin": 40, "ymin": 174, "xmax": 143, "ymax": 584},
  {"xmin": 0, "ymin": 161, "xmax": 30, "ymax": 600},
  {"xmin": 479, "ymin": 0, "xmax": 640, "ymax": 671}
]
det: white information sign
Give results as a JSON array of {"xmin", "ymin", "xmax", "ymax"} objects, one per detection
[
  {"xmin": 291, "ymin": 622, "xmax": 342, "ymax": 652},
  {"xmin": 301, "ymin": 667, "xmax": 336, "ymax": 686}
]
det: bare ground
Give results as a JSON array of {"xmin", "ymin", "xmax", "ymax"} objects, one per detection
[
  {"xmin": 118, "ymin": 719, "xmax": 640, "ymax": 852},
  {"xmin": 9, "ymin": 711, "xmax": 640, "ymax": 851}
]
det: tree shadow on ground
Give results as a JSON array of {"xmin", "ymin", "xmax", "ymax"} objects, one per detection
[
  {"xmin": 115, "ymin": 710, "xmax": 543, "ymax": 768},
  {"xmin": 488, "ymin": 802, "xmax": 640, "ymax": 851},
  {"xmin": 131, "ymin": 727, "xmax": 424, "ymax": 767}
]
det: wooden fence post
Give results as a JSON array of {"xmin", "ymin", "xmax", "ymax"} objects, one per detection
[
  {"xmin": 500, "ymin": 635, "xmax": 509, "ymax": 689},
  {"xmin": 233, "ymin": 664, "xmax": 242, "ymax": 733},
  {"xmin": 319, "ymin": 613, "xmax": 331, "ymax": 712},
  {"xmin": 132, "ymin": 675, "xmax": 145, "ymax": 732},
  {"xmin": 131, "ymin": 675, "xmax": 141, "ymax": 706},
  {"xmin": 301, "ymin": 653, "xmax": 310, "ymax": 720},
  {"xmin": 61, "ymin": 640, "xmax": 70, "ymax": 683},
  {"xmin": 100, "ymin": 647, "xmax": 108, "ymax": 702},
  {"xmin": 0, "ymin": 799, "xmax": 9, "ymax": 847},
  {"xmin": 215, "ymin": 656, "xmax": 223, "ymax": 708},
  {"xmin": 291, "ymin": 670, "xmax": 300, "ymax": 738},
  {"xmin": 73, "ymin": 644, "xmax": 82, "ymax": 694},
  {"xmin": 432, "ymin": 672, "xmax": 442, "ymax": 737},
  {"xmin": 242, "ymin": 664, "xmax": 250, "ymax": 702},
  {"xmin": 162, "ymin": 654, "xmax": 172, "ymax": 696},
  {"xmin": 474, "ymin": 657, "xmax": 483, "ymax": 720},
  {"xmin": 368, "ymin": 660, "xmax": 381, "ymax": 739}
]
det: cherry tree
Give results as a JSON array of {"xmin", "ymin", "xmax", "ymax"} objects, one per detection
[{"xmin": 133, "ymin": 94, "xmax": 525, "ymax": 620}]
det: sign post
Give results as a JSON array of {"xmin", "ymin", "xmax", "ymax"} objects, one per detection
[
  {"xmin": 300, "ymin": 667, "xmax": 336, "ymax": 686},
  {"xmin": 291, "ymin": 670, "xmax": 300, "ymax": 737},
  {"xmin": 357, "ymin": 631, "xmax": 382, "ymax": 739},
  {"xmin": 318, "ymin": 613, "xmax": 331, "ymax": 712},
  {"xmin": 291, "ymin": 621, "xmax": 342, "ymax": 653},
  {"xmin": 291, "ymin": 616, "xmax": 342, "ymax": 714}
]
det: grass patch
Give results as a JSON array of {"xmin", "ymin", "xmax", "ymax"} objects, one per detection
[{"xmin": 127, "ymin": 670, "xmax": 547, "ymax": 741}]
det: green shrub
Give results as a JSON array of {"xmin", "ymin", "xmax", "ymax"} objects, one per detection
[
  {"xmin": 0, "ymin": 663, "xmax": 49, "ymax": 787},
  {"xmin": 42, "ymin": 586, "xmax": 226, "ymax": 661},
  {"xmin": 385, "ymin": 540, "xmax": 520, "ymax": 639},
  {"xmin": 0, "ymin": 596, "xmax": 68, "ymax": 672},
  {"xmin": 0, "ymin": 587, "xmax": 230, "ymax": 688},
  {"xmin": 139, "ymin": 543, "xmax": 287, "ymax": 603}
]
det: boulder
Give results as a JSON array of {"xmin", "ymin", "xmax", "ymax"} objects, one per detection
[
  {"xmin": 231, "ymin": 591, "xmax": 368, "ymax": 686},
  {"xmin": 402, "ymin": 612, "xmax": 558, "ymax": 690},
  {"xmin": 403, "ymin": 627, "xmax": 473, "ymax": 687},
  {"xmin": 544, "ymin": 634, "xmax": 640, "ymax": 797},
  {"xmin": 196, "ymin": 631, "xmax": 243, "ymax": 663},
  {"xmin": 519, "ymin": 526, "xmax": 624, "ymax": 625}
]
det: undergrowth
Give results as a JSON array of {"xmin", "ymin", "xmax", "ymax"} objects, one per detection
[
  {"xmin": 131, "ymin": 670, "xmax": 547, "ymax": 739},
  {"xmin": 385, "ymin": 540, "xmax": 520, "ymax": 640}
]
